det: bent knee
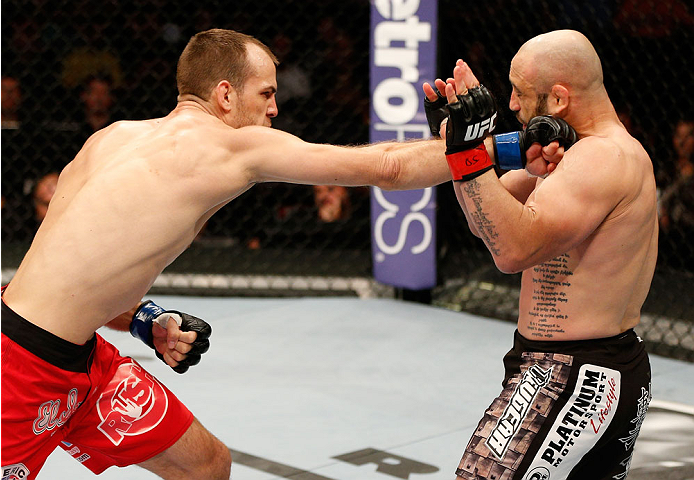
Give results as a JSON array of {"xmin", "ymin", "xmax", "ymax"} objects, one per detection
[
  {"xmin": 147, "ymin": 421, "xmax": 232, "ymax": 479},
  {"xmin": 197, "ymin": 437, "xmax": 231, "ymax": 479}
]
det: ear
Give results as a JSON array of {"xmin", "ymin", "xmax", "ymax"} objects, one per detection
[
  {"xmin": 214, "ymin": 80, "xmax": 236, "ymax": 113},
  {"xmin": 549, "ymin": 84, "xmax": 569, "ymax": 116}
]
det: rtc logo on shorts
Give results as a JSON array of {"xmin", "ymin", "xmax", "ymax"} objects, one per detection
[{"xmin": 96, "ymin": 362, "xmax": 168, "ymax": 445}]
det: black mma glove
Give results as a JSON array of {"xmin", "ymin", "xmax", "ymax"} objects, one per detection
[
  {"xmin": 444, "ymin": 85, "xmax": 498, "ymax": 182},
  {"xmin": 130, "ymin": 300, "xmax": 212, "ymax": 374},
  {"xmin": 424, "ymin": 88, "xmax": 448, "ymax": 138},
  {"xmin": 492, "ymin": 115, "xmax": 578, "ymax": 170}
]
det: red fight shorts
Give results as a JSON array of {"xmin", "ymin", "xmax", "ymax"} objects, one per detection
[{"xmin": 1, "ymin": 300, "xmax": 194, "ymax": 479}]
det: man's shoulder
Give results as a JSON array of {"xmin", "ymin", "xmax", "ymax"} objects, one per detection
[
  {"xmin": 93, "ymin": 118, "xmax": 155, "ymax": 138},
  {"xmin": 571, "ymin": 134, "xmax": 619, "ymax": 154},
  {"xmin": 568, "ymin": 130, "xmax": 641, "ymax": 168}
]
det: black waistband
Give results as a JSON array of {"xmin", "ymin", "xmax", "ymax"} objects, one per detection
[
  {"xmin": 513, "ymin": 328, "xmax": 643, "ymax": 362},
  {"xmin": 1, "ymin": 300, "xmax": 96, "ymax": 373}
]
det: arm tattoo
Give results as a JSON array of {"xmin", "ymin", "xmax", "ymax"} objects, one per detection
[{"xmin": 462, "ymin": 179, "xmax": 501, "ymax": 256}]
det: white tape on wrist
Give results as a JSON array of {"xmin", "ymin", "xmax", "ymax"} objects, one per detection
[{"xmin": 154, "ymin": 312, "xmax": 183, "ymax": 328}]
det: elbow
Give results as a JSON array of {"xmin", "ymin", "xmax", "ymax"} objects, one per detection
[
  {"xmin": 374, "ymin": 151, "xmax": 402, "ymax": 190},
  {"xmin": 493, "ymin": 256, "xmax": 524, "ymax": 274},
  {"xmin": 492, "ymin": 248, "xmax": 529, "ymax": 274},
  {"xmin": 467, "ymin": 219, "xmax": 481, "ymax": 239},
  {"xmin": 494, "ymin": 259, "xmax": 524, "ymax": 274}
]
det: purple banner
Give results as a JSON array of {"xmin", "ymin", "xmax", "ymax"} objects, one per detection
[{"xmin": 370, "ymin": 0, "xmax": 438, "ymax": 289}]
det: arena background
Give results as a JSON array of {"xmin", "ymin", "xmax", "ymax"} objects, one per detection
[{"xmin": 1, "ymin": 0, "xmax": 693, "ymax": 361}]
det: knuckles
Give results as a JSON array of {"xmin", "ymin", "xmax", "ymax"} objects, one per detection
[{"xmin": 162, "ymin": 312, "xmax": 212, "ymax": 373}]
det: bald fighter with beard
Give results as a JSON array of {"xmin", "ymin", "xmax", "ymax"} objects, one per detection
[{"xmin": 425, "ymin": 29, "xmax": 656, "ymax": 480}]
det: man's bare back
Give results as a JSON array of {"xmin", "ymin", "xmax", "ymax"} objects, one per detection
[
  {"xmin": 517, "ymin": 125, "xmax": 658, "ymax": 340},
  {"xmin": 0, "ymin": 28, "xmax": 446, "ymax": 479},
  {"xmin": 4, "ymin": 108, "xmax": 243, "ymax": 342}
]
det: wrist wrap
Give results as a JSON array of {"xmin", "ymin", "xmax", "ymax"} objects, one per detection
[
  {"xmin": 446, "ymin": 143, "xmax": 494, "ymax": 182},
  {"xmin": 493, "ymin": 132, "xmax": 524, "ymax": 170},
  {"xmin": 130, "ymin": 300, "xmax": 165, "ymax": 349}
]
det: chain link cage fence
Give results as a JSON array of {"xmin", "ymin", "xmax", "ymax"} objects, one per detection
[{"xmin": 2, "ymin": 0, "xmax": 692, "ymax": 361}]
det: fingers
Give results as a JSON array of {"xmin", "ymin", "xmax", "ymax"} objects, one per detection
[
  {"xmin": 177, "ymin": 330, "xmax": 197, "ymax": 345},
  {"xmin": 525, "ymin": 141, "xmax": 565, "ymax": 164},
  {"xmin": 542, "ymin": 142, "xmax": 565, "ymax": 163},
  {"xmin": 437, "ymin": 78, "xmax": 450, "ymax": 93},
  {"xmin": 445, "ymin": 82, "xmax": 457, "ymax": 103},
  {"xmin": 446, "ymin": 60, "xmax": 480, "ymax": 104},
  {"xmin": 525, "ymin": 141, "xmax": 566, "ymax": 177},
  {"xmin": 525, "ymin": 143, "xmax": 543, "ymax": 162},
  {"xmin": 426, "ymin": 60, "xmax": 479, "ymax": 105},
  {"xmin": 422, "ymin": 82, "xmax": 438, "ymax": 101},
  {"xmin": 423, "ymin": 77, "xmax": 456, "ymax": 101},
  {"xmin": 453, "ymin": 66, "xmax": 467, "ymax": 97},
  {"xmin": 454, "ymin": 60, "xmax": 480, "ymax": 93},
  {"xmin": 152, "ymin": 316, "xmax": 200, "ymax": 368},
  {"xmin": 163, "ymin": 351, "xmax": 178, "ymax": 368},
  {"xmin": 162, "ymin": 346, "xmax": 191, "ymax": 367},
  {"xmin": 524, "ymin": 143, "xmax": 549, "ymax": 178},
  {"xmin": 167, "ymin": 324, "xmax": 196, "ymax": 356},
  {"xmin": 165, "ymin": 316, "xmax": 181, "ymax": 349}
]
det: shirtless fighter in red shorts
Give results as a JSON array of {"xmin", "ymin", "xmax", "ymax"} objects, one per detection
[
  {"xmin": 1, "ymin": 28, "xmax": 454, "ymax": 479},
  {"xmin": 1, "ymin": 28, "xmax": 568, "ymax": 479}
]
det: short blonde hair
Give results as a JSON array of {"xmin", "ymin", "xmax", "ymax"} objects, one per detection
[{"xmin": 176, "ymin": 28, "xmax": 278, "ymax": 99}]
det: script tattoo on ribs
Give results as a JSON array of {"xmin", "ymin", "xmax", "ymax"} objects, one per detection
[
  {"xmin": 463, "ymin": 180, "xmax": 501, "ymax": 256},
  {"xmin": 526, "ymin": 254, "xmax": 572, "ymax": 338}
]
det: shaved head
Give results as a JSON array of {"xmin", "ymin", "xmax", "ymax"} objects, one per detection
[{"xmin": 513, "ymin": 30, "xmax": 603, "ymax": 93}]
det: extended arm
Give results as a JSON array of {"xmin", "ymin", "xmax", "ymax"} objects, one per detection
[{"xmin": 234, "ymin": 123, "xmax": 449, "ymax": 191}]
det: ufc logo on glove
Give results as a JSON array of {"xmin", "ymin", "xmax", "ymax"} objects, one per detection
[{"xmin": 464, "ymin": 113, "xmax": 497, "ymax": 142}]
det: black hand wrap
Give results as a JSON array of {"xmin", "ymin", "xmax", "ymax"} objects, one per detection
[
  {"xmin": 131, "ymin": 300, "xmax": 212, "ymax": 374},
  {"xmin": 524, "ymin": 115, "xmax": 578, "ymax": 150},
  {"xmin": 444, "ymin": 85, "xmax": 498, "ymax": 182},
  {"xmin": 493, "ymin": 115, "xmax": 579, "ymax": 170},
  {"xmin": 162, "ymin": 312, "xmax": 212, "ymax": 374},
  {"xmin": 424, "ymin": 89, "xmax": 448, "ymax": 138},
  {"xmin": 445, "ymin": 85, "xmax": 498, "ymax": 153}
]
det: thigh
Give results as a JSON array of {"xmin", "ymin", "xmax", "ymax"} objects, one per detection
[
  {"xmin": 567, "ymin": 351, "xmax": 652, "ymax": 480},
  {"xmin": 1, "ymin": 333, "xmax": 90, "ymax": 478},
  {"xmin": 456, "ymin": 352, "xmax": 571, "ymax": 480},
  {"xmin": 456, "ymin": 351, "xmax": 635, "ymax": 480},
  {"xmin": 62, "ymin": 336, "xmax": 194, "ymax": 474}
]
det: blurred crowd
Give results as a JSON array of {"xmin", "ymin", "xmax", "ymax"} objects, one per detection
[{"xmin": 1, "ymin": 0, "xmax": 693, "ymax": 272}]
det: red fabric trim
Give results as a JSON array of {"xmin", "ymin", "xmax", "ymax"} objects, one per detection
[{"xmin": 445, "ymin": 144, "xmax": 493, "ymax": 181}]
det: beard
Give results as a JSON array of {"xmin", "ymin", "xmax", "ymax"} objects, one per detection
[
  {"xmin": 517, "ymin": 93, "xmax": 549, "ymax": 125},
  {"xmin": 234, "ymin": 105, "xmax": 258, "ymax": 128},
  {"xmin": 234, "ymin": 96, "xmax": 272, "ymax": 128},
  {"xmin": 534, "ymin": 93, "xmax": 549, "ymax": 117}
]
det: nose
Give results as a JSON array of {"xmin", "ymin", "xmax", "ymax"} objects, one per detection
[
  {"xmin": 267, "ymin": 97, "xmax": 278, "ymax": 118},
  {"xmin": 509, "ymin": 91, "xmax": 520, "ymax": 112}
]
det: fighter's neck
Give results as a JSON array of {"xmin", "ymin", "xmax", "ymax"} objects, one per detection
[
  {"xmin": 568, "ymin": 103, "xmax": 621, "ymax": 138},
  {"xmin": 174, "ymin": 98, "xmax": 215, "ymax": 115}
]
